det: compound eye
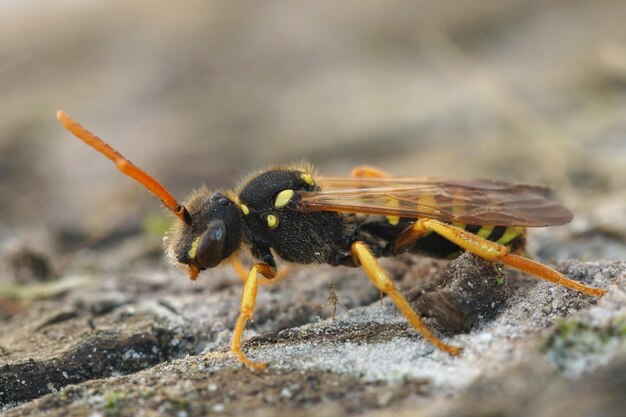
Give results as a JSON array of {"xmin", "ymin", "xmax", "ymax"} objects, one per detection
[{"xmin": 195, "ymin": 220, "xmax": 227, "ymax": 268}]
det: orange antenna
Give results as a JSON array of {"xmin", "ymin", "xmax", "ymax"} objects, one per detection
[{"xmin": 57, "ymin": 110, "xmax": 192, "ymax": 226}]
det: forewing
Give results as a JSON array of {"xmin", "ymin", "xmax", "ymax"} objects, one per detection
[{"xmin": 297, "ymin": 177, "xmax": 573, "ymax": 227}]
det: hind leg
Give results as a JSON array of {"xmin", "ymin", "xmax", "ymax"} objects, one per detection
[{"xmin": 398, "ymin": 219, "xmax": 606, "ymax": 296}]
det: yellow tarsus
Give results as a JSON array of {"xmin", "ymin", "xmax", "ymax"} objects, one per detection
[
  {"xmin": 417, "ymin": 219, "xmax": 606, "ymax": 297},
  {"xmin": 230, "ymin": 263, "xmax": 274, "ymax": 370},
  {"xmin": 351, "ymin": 241, "xmax": 462, "ymax": 355}
]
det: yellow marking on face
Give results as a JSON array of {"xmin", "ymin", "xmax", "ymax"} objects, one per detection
[
  {"xmin": 189, "ymin": 236, "xmax": 200, "ymax": 259},
  {"xmin": 300, "ymin": 172, "xmax": 315, "ymax": 186},
  {"xmin": 476, "ymin": 225, "xmax": 495, "ymax": 239},
  {"xmin": 496, "ymin": 226, "xmax": 524, "ymax": 245},
  {"xmin": 274, "ymin": 189, "xmax": 294, "ymax": 209},
  {"xmin": 267, "ymin": 214, "xmax": 279, "ymax": 229},
  {"xmin": 241, "ymin": 204, "xmax": 250, "ymax": 215}
]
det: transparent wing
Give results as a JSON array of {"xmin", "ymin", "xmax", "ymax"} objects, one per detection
[{"xmin": 297, "ymin": 177, "xmax": 573, "ymax": 227}]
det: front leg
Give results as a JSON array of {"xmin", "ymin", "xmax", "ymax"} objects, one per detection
[{"xmin": 231, "ymin": 262, "xmax": 276, "ymax": 370}]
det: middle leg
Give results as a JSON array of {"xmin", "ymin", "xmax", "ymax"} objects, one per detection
[
  {"xmin": 351, "ymin": 241, "xmax": 462, "ymax": 355},
  {"xmin": 231, "ymin": 257, "xmax": 291, "ymax": 286}
]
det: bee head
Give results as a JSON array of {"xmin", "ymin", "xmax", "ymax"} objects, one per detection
[
  {"xmin": 166, "ymin": 189, "xmax": 243, "ymax": 279},
  {"xmin": 55, "ymin": 112, "xmax": 244, "ymax": 280}
]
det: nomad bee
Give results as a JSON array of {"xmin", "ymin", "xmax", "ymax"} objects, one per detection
[{"xmin": 57, "ymin": 111, "xmax": 606, "ymax": 370}]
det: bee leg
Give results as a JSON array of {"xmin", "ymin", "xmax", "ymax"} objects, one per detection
[
  {"xmin": 350, "ymin": 163, "xmax": 393, "ymax": 301},
  {"xmin": 351, "ymin": 166, "xmax": 403, "ymax": 232},
  {"xmin": 392, "ymin": 222, "xmax": 429, "ymax": 255},
  {"xmin": 231, "ymin": 257, "xmax": 291, "ymax": 286},
  {"xmin": 414, "ymin": 219, "xmax": 607, "ymax": 297},
  {"xmin": 345, "ymin": 173, "xmax": 392, "ymax": 307},
  {"xmin": 350, "ymin": 165, "xmax": 391, "ymax": 178},
  {"xmin": 351, "ymin": 241, "xmax": 462, "ymax": 355},
  {"xmin": 231, "ymin": 257, "xmax": 249, "ymax": 281},
  {"xmin": 230, "ymin": 263, "xmax": 276, "ymax": 370}
]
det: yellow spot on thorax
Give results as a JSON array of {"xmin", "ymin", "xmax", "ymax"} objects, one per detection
[
  {"xmin": 300, "ymin": 172, "xmax": 315, "ymax": 186},
  {"xmin": 240, "ymin": 204, "xmax": 250, "ymax": 215},
  {"xmin": 267, "ymin": 214, "xmax": 279, "ymax": 228},
  {"xmin": 274, "ymin": 189, "xmax": 294, "ymax": 208}
]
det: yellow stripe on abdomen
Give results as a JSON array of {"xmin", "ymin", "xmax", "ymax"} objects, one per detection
[
  {"xmin": 459, "ymin": 224, "xmax": 523, "ymax": 245},
  {"xmin": 386, "ymin": 197, "xmax": 400, "ymax": 225},
  {"xmin": 496, "ymin": 226, "xmax": 525, "ymax": 245},
  {"xmin": 476, "ymin": 225, "xmax": 495, "ymax": 239}
]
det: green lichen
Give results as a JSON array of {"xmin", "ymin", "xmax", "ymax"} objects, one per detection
[
  {"xmin": 542, "ymin": 315, "xmax": 626, "ymax": 375},
  {"xmin": 495, "ymin": 275, "xmax": 505, "ymax": 286},
  {"xmin": 104, "ymin": 390, "xmax": 125, "ymax": 412},
  {"xmin": 160, "ymin": 396, "xmax": 192, "ymax": 414}
]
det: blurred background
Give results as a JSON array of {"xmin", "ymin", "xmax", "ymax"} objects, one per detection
[{"xmin": 1, "ymin": 0, "xmax": 625, "ymax": 280}]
